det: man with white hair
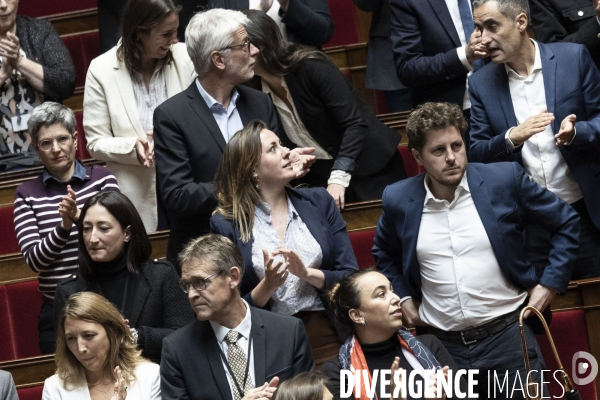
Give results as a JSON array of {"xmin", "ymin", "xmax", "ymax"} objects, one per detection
[{"xmin": 153, "ymin": 8, "xmax": 313, "ymax": 274}]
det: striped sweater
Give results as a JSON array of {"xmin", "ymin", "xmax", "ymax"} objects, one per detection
[{"xmin": 13, "ymin": 164, "xmax": 119, "ymax": 301}]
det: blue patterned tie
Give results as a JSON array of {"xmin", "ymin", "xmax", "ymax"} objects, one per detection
[{"xmin": 457, "ymin": 0, "xmax": 484, "ymax": 70}]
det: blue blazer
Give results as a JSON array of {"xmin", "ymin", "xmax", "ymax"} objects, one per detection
[
  {"xmin": 389, "ymin": 0, "xmax": 470, "ymax": 107},
  {"xmin": 468, "ymin": 41, "xmax": 600, "ymax": 230},
  {"xmin": 210, "ymin": 187, "xmax": 359, "ymax": 307},
  {"xmin": 372, "ymin": 162, "xmax": 580, "ymax": 300}
]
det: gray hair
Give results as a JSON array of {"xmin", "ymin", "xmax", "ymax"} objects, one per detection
[
  {"xmin": 472, "ymin": 0, "xmax": 530, "ymax": 22},
  {"xmin": 178, "ymin": 233, "xmax": 245, "ymax": 278},
  {"xmin": 28, "ymin": 102, "xmax": 76, "ymax": 143},
  {"xmin": 185, "ymin": 8, "xmax": 250, "ymax": 78}
]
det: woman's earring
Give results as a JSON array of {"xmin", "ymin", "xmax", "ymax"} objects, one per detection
[
  {"xmin": 361, "ymin": 319, "xmax": 366, "ymax": 326},
  {"xmin": 252, "ymin": 174, "xmax": 260, "ymax": 189}
]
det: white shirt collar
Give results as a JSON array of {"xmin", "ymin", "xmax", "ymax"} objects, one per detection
[
  {"xmin": 504, "ymin": 39, "xmax": 542, "ymax": 80},
  {"xmin": 210, "ymin": 299, "xmax": 252, "ymax": 343},
  {"xmin": 423, "ymin": 170, "xmax": 470, "ymax": 205}
]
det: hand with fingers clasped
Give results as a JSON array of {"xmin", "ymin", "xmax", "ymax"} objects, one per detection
[
  {"xmin": 58, "ymin": 185, "xmax": 80, "ymax": 229},
  {"xmin": 110, "ymin": 366, "xmax": 128, "ymax": 400},
  {"xmin": 242, "ymin": 377, "xmax": 279, "ymax": 400},
  {"xmin": 135, "ymin": 130, "xmax": 155, "ymax": 168}
]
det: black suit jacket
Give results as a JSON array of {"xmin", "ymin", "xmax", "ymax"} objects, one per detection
[
  {"xmin": 160, "ymin": 306, "xmax": 315, "ymax": 400},
  {"xmin": 54, "ymin": 259, "xmax": 194, "ymax": 362},
  {"xmin": 283, "ymin": 57, "xmax": 401, "ymax": 176},
  {"xmin": 529, "ymin": 0, "xmax": 600, "ymax": 70},
  {"xmin": 390, "ymin": 0, "xmax": 471, "ymax": 107},
  {"xmin": 153, "ymin": 83, "xmax": 281, "ymax": 270},
  {"xmin": 209, "ymin": 0, "xmax": 334, "ymax": 47}
]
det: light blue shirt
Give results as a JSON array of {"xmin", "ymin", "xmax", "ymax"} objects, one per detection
[{"xmin": 196, "ymin": 79, "xmax": 244, "ymax": 143}]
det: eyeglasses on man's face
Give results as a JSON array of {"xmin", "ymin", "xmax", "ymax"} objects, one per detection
[
  {"xmin": 179, "ymin": 272, "xmax": 220, "ymax": 293},
  {"xmin": 221, "ymin": 37, "xmax": 252, "ymax": 53},
  {"xmin": 36, "ymin": 135, "xmax": 73, "ymax": 152}
]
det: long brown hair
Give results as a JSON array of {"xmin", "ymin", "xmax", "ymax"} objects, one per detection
[
  {"xmin": 272, "ymin": 371, "xmax": 330, "ymax": 400},
  {"xmin": 213, "ymin": 120, "xmax": 265, "ymax": 243},
  {"xmin": 242, "ymin": 10, "xmax": 326, "ymax": 76},
  {"xmin": 117, "ymin": 0, "xmax": 181, "ymax": 75},
  {"xmin": 55, "ymin": 292, "xmax": 146, "ymax": 389}
]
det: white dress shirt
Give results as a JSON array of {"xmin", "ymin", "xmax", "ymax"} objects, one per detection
[
  {"xmin": 445, "ymin": 0, "xmax": 474, "ymax": 110},
  {"xmin": 504, "ymin": 40, "xmax": 583, "ymax": 204},
  {"xmin": 210, "ymin": 300, "xmax": 256, "ymax": 399},
  {"xmin": 132, "ymin": 61, "xmax": 168, "ymax": 132},
  {"xmin": 416, "ymin": 173, "xmax": 526, "ymax": 331},
  {"xmin": 196, "ymin": 79, "xmax": 244, "ymax": 143}
]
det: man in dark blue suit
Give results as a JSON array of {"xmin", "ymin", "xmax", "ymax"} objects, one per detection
[
  {"xmin": 389, "ymin": 0, "xmax": 488, "ymax": 109},
  {"xmin": 469, "ymin": 0, "xmax": 600, "ymax": 279},
  {"xmin": 161, "ymin": 234, "xmax": 315, "ymax": 400},
  {"xmin": 373, "ymin": 102, "xmax": 579, "ymax": 398}
]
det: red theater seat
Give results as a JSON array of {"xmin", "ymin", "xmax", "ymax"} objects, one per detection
[
  {"xmin": 5, "ymin": 280, "xmax": 43, "ymax": 359},
  {"xmin": 0, "ymin": 206, "xmax": 19, "ymax": 255},
  {"xmin": 18, "ymin": 0, "xmax": 97, "ymax": 19},
  {"xmin": 0, "ymin": 285, "xmax": 17, "ymax": 362},
  {"xmin": 324, "ymin": 0, "xmax": 360, "ymax": 48},
  {"xmin": 17, "ymin": 385, "xmax": 44, "ymax": 400},
  {"xmin": 535, "ymin": 310, "xmax": 597, "ymax": 399},
  {"xmin": 61, "ymin": 30, "xmax": 100, "ymax": 88},
  {"xmin": 349, "ymin": 229, "xmax": 376, "ymax": 270},
  {"xmin": 398, "ymin": 146, "xmax": 424, "ymax": 178},
  {"xmin": 74, "ymin": 111, "xmax": 91, "ymax": 160}
]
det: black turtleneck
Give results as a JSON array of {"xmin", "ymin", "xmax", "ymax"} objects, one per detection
[{"xmin": 90, "ymin": 249, "xmax": 129, "ymax": 312}]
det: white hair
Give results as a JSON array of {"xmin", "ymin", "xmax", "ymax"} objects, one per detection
[{"xmin": 185, "ymin": 8, "xmax": 250, "ymax": 78}]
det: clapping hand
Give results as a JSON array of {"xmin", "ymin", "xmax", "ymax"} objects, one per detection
[
  {"xmin": 262, "ymin": 249, "xmax": 289, "ymax": 290},
  {"xmin": 271, "ymin": 247, "xmax": 307, "ymax": 280},
  {"xmin": 241, "ymin": 377, "xmax": 279, "ymax": 400},
  {"xmin": 111, "ymin": 367, "xmax": 127, "ymax": 400},
  {"xmin": 0, "ymin": 32, "xmax": 22, "ymax": 68},
  {"xmin": 289, "ymin": 147, "xmax": 316, "ymax": 179},
  {"xmin": 135, "ymin": 130, "xmax": 155, "ymax": 168},
  {"xmin": 58, "ymin": 185, "xmax": 79, "ymax": 228}
]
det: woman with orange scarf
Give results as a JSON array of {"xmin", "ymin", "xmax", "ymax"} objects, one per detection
[{"xmin": 322, "ymin": 270, "xmax": 470, "ymax": 400}]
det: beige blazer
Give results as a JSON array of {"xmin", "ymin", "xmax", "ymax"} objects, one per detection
[{"xmin": 83, "ymin": 42, "xmax": 196, "ymax": 231}]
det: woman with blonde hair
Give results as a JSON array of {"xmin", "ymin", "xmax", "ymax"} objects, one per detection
[
  {"xmin": 43, "ymin": 292, "xmax": 160, "ymax": 399},
  {"xmin": 210, "ymin": 120, "xmax": 358, "ymax": 366}
]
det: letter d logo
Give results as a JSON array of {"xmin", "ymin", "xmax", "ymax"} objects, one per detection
[{"xmin": 572, "ymin": 351, "xmax": 598, "ymax": 386}]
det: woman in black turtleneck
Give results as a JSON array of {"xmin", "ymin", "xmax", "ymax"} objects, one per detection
[
  {"xmin": 322, "ymin": 270, "xmax": 468, "ymax": 400},
  {"xmin": 53, "ymin": 191, "xmax": 194, "ymax": 362}
]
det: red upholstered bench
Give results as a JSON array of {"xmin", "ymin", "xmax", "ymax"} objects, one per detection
[
  {"xmin": 61, "ymin": 30, "xmax": 100, "ymax": 89},
  {"xmin": 17, "ymin": 385, "xmax": 44, "ymax": 400},
  {"xmin": 18, "ymin": 0, "xmax": 97, "ymax": 19},
  {"xmin": 74, "ymin": 110, "xmax": 92, "ymax": 160},
  {"xmin": 324, "ymin": 0, "xmax": 360, "ymax": 48},
  {"xmin": 398, "ymin": 145, "xmax": 424, "ymax": 178},
  {"xmin": 0, "ymin": 206, "xmax": 19, "ymax": 256},
  {"xmin": 0, "ymin": 285, "xmax": 17, "ymax": 362},
  {"xmin": 348, "ymin": 229, "xmax": 376, "ymax": 270},
  {"xmin": 4, "ymin": 280, "xmax": 43, "ymax": 360},
  {"xmin": 535, "ymin": 309, "xmax": 597, "ymax": 399}
]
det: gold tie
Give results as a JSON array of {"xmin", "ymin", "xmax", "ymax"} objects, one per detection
[{"xmin": 224, "ymin": 330, "xmax": 253, "ymax": 400}]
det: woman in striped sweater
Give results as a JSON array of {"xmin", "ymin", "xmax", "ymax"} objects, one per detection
[{"xmin": 13, "ymin": 102, "xmax": 119, "ymax": 354}]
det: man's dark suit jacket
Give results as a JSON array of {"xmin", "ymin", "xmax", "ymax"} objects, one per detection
[
  {"xmin": 468, "ymin": 41, "xmax": 600, "ymax": 230},
  {"xmin": 529, "ymin": 0, "xmax": 600, "ymax": 70},
  {"xmin": 389, "ymin": 0, "xmax": 470, "ymax": 107},
  {"xmin": 373, "ymin": 162, "xmax": 580, "ymax": 300},
  {"xmin": 160, "ymin": 306, "xmax": 315, "ymax": 400},
  {"xmin": 209, "ymin": 0, "xmax": 334, "ymax": 47},
  {"xmin": 153, "ymin": 83, "xmax": 282, "ymax": 271}
]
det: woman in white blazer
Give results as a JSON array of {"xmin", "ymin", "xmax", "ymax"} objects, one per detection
[
  {"xmin": 83, "ymin": 0, "xmax": 196, "ymax": 232},
  {"xmin": 43, "ymin": 292, "xmax": 161, "ymax": 400}
]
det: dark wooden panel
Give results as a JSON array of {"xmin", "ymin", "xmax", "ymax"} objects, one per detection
[{"xmin": 0, "ymin": 355, "xmax": 56, "ymax": 388}]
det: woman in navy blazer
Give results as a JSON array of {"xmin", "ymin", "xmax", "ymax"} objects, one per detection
[{"xmin": 210, "ymin": 120, "xmax": 358, "ymax": 366}]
